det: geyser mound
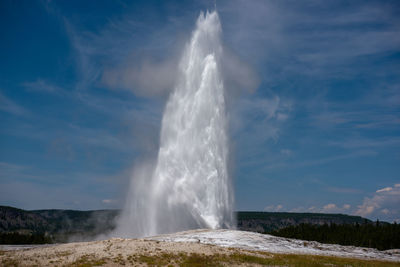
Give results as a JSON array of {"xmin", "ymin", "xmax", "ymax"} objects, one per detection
[{"xmin": 115, "ymin": 11, "xmax": 234, "ymax": 238}]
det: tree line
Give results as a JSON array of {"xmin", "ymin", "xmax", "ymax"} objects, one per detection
[
  {"xmin": 0, "ymin": 232, "xmax": 52, "ymax": 244},
  {"xmin": 270, "ymin": 221, "xmax": 400, "ymax": 251}
]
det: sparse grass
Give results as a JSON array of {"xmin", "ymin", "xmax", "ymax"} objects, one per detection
[
  {"xmin": 270, "ymin": 253, "xmax": 400, "ymax": 267},
  {"xmin": 129, "ymin": 251, "xmax": 400, "ymax": 267},
  {"xmin": 113, "ymin": 253, "xmax": 125, "ymax": 265},
  {"xmin": 1, "ymin": 249, "xmax": 400, "ymax": 266},
  {"xmin": 56, "ymin": 250, "xmax": 73, "ymax": 257},
  {"xmin": 179, "ymin": 253, "xmax": 224, "ymax": 266},
  {"xmin": 1, "ymin": 257, "xmax": 19, "ymax": 267},
  {"xmin": 68, "ymin": 254, "xmax": 106, "ymax": 267},
  {"xmin": 137, "ymin": 253, "xmax": 176, "ymax": 266}
]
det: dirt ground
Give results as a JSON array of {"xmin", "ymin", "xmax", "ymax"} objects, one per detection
[
  {"xmin": 1, "ymin": 237, "xmax": 400, "ymax": 266},
  {"xmin": 0, "ymin": 238, "xmax": 269, "ymax": 266}
]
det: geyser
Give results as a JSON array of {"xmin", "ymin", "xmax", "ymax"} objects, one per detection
[{"xmin": 115, "ymin": 11, "xmax": 234, "ymax": 237}]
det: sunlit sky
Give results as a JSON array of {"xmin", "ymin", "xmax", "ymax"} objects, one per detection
[{"xmin": 1, "ymin": 0, "xmax": 399, "ymax": 222}]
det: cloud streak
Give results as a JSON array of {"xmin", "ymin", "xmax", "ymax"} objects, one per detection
[
  {"xmin": 22, "ymin": 79, "xmax": 64, "ymax": 94},
  {"xmin": 0, "ymin": 91, "xmax": 29, "ymax": 116}
]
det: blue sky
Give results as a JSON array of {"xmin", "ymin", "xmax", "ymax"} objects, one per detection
[{"xmin": 0, "ymin": 0, "xmax": 399, "ymax": 222}]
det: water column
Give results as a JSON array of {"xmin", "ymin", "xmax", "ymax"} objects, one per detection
[{"xmin": 116, "ymin": 11, "xmax": 234, "ymax": 238}]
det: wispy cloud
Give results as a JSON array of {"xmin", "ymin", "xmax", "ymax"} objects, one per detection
[
  {"xmin": 280, "ymin": 149, "xmax": 292, "ymax": 156},
  {"xmin": 259, "ymin": 149, "xmax": 376, "ymax": 171},
  {"xmin": 0, "ymin": 181, "xmax": 113, "ymax": 210},
  {"xmin": 326, "ymin": 186, "xmax": 362, "ymax": 194},
  {"xmin": 0, "ymin": 162, "xmax": 28, "ymax": 180},
  {"xmin": 63, "ymin": 20, "xmax": 102, "ymax": 91},
  {"xmin": 231, "ymin": 94, "xmax": 293, "ymax": 172},
  {"xmin": 0, "ymin": 91, "xmax": 29, "ymax": 116},
  {"xmin": 0, "ymin": 160, "xmax": 130, "ymax": 210},
  {"xmin": 220, "ymin": 0, "xmax": 400, "ymax": 74},
  {"xmin": 2, "ymin": 0, "xmax": 397, "ymax": 212},
  {"xmin": 22, "ymin": 79, "xmax": 64, "ymax": 94},
  {"xmin": 232, "ymin": 95, "xmax": 291, "ymax": 140},
  {"xmin": 328, "ymin": 137, "xmax": 400, "ymax": 149},
  {"xmin": 311, "ymin": 110, "xmax": 400, "ymax": 130}
]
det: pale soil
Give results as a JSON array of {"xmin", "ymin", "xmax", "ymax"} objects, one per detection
[{"xmin": 0, "ymin": 238, "xmax": 269, "ymax": 266}]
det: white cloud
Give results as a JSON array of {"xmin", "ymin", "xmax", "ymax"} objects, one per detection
[
  {"xmin": 381, "ymin": 209, "xmax": 389, "ymax": 215},
  {"xmin": 102, "ymin": 199, "xmax": 116, "ymax": 204},
  {"xmin": 288, "ymin": 203, "xmax": 351, "ymax": 214},
  {"xmin": 356, "ymin": 183, "xmax": 400, "ymax": 222},
  {"xmin": 264, "ymin": 204, "xmax": 283, "ymax": 212},
  {"xmin": 322, "ymin": 203, "xmax": 337, "ymax": 212},
  {"xmin": 376, "ymin": 187, "xmax": 393, "ymax": 193},
  {"xmin": 289, "ymin": 206, "xmax": 307, "ymax": 213}
]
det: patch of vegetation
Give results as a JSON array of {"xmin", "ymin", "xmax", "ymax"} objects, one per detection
[
  {"xmin": 55, "ymin": 250, "xmax": 73, "ymax": 257},
  {"xmin": 271, "ymin": 221, "xmax": 400, "ymax": 250},
  {"xmin": 0, "ymin": 257, "xmax": 20, "ymax": 267},
  {"xmin": 229, "ymin": 253, "xmax": 276, "ymax": 265},
  {"xmin": 2, "ymin": 250, "xmax": 400, "ymax": 266},
  {"xmin": 265, "ymin": 253, "xmax": 400, "ymax": 267},
  {"xmin": 112, "ymin": 253, "xmax": 125, "ymax": 265},
  {"xmin": 124, "ymin": 251, "xmax": 400, "ymax": 267},
  {"xmin": 132, "ymin": 253, "xmax": 176, "ymax": 266},
  {"xmin": 68, "ymin": 254, "xmax": 106, "ymax": 267}
]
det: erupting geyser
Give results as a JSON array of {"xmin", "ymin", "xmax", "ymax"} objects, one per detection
[{"xmin": 115, "ymin": 11, "xmax": 234, "ymax": 238}]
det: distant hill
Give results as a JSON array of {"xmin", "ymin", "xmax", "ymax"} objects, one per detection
[
  {"xmin": 237, "ymin": 211, "xmax": 371, "ymax": 233},
  {"xmin": 0, "ymin": 206, "xmax": 118, "ymax": 243},
  {"xmin": 0, "ymin": 205, "xmax": 372, "ymax": 244}
]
